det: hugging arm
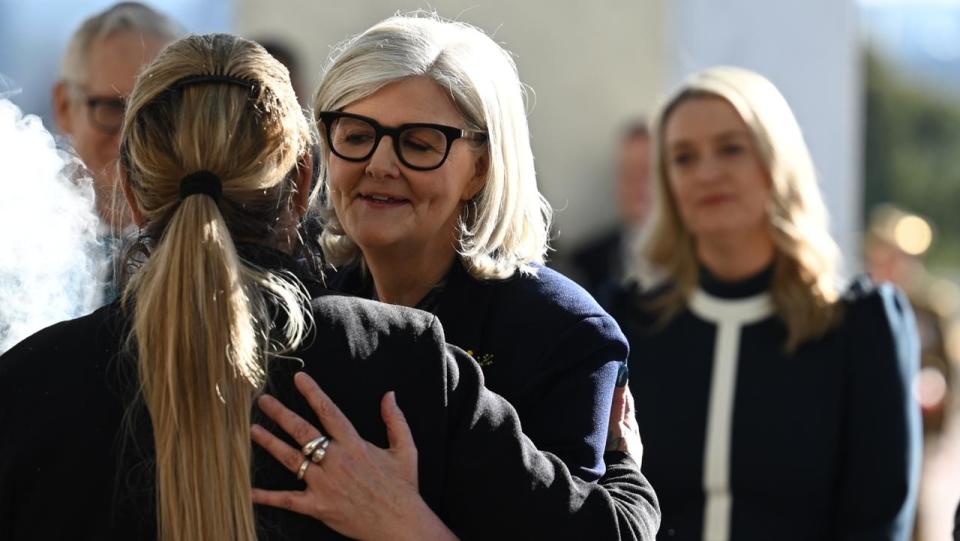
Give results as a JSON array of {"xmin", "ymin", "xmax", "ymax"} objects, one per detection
[
  {"xmin": 520, "ymin": 314, "xmax": 628, "ymax": 481},
  {"xmin": 253, "ymin": 320, "xmax": 659, "ymax": 540},
  {"xmin": 439, "ymin": 344, "xmax": 658, "ymax": 540}
]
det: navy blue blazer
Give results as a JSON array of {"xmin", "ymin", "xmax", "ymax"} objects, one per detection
[{"xmin": 330, "ymin": 260, "xmax": 629, "ymax": 481}]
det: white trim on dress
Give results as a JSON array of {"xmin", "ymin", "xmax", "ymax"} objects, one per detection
[{"xmin": 689, "ymin": 289, "xmax": 774, "ymax": 541}]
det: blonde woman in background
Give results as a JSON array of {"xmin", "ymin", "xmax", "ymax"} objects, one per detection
[
  {"xmin": 0, "ymin": 33, "xmax": 656, "ymax": 541},
  {"xmin": 611, "ymin": 66, "xmax": 921, "ymax": 540}
]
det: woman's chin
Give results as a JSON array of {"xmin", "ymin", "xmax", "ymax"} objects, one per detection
[
  {"xmin": 691, "ymin": 221, "xmax": 763, "ymax": 240},
  {"xmin": 355, "ymin": 235, "xmax": 406, "ymax": 255}
]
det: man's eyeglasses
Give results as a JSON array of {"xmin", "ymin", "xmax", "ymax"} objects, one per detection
[
  {"xmin": 70, "ymin": 84, "xmax": 126, "ymax": 134},
  {"xmin": 85, "ymin": 95, "xmax": 126, "ymax": 134},
  {"xmin": 317, "ymin": 111, "xmax": 487, "ymax": 171}
]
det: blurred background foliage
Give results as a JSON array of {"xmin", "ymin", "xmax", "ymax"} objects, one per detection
[{"xmin": 864, "ymin": 47, "xmax": 960, "ymax": 271}]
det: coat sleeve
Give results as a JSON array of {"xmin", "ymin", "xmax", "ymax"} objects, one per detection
[
  {"xmin": 519, "ymin": 313, "xmax": 627, "ymax": 482},
  {"xmin": 435, "ymin": 333, "xmax": 659, "ymax": 541},
  {"xmin": 0, "ymin": 346, "xmax": 18, "ymax": 540},
  {"xmin": 836, "ymin": 282, "xmax": 922, "ymax": 540}
]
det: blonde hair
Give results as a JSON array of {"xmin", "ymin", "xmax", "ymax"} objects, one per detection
[
  {"xmin": 119, "ymin": 34, "xmax": 312, "ymax": 540},
  {"xmin": 640, "ymin": 66, "xmax": 841, "ymax": 351},
  {"xmin": 60, "ymin": 2, "xmax": 182, "ymax": 84},
  {"xmin": 313, "ymin": 13, "xmax": 551, "ymax": 279}
]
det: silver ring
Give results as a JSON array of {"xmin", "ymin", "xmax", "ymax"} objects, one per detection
[
  {"xmin": 302, "ymin": 435, "xmax": 329, "ymax": 456},
  {"xmin": 296, "ymin": 458, "xmax": 311, "ymax": 480},
  {"xmin": 310, "ymin": 438, "xmax": 330, "ymax": 464}
]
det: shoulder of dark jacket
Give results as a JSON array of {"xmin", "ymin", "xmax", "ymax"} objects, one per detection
[
  {"xmin": 477, "ymin": 262, "xmax": 617, "ymax": 322},
  {"xmin": 841, "ymin": 274, "xmax": 913, "ymax": 326},
  {"xmin": 0, "ymin": 302, "xmax": 125, "ymax": 381}
]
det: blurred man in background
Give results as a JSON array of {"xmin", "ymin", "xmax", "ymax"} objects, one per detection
[
  {"xmin": 256, "ymin": 38, "xmax": 307, "ymax": 106},
  {"xmin": 866, "ymin": 204, "xmax": 955, "ymax": 432},
  {"xmin": 53, "ymin": 2, "xmax": 181, "ymax": 230},
  {"xmin": 865, "ymin": 204, "xmax": 960, "ymax": 541},
  {"xmin": 567, "ymin": 119, "xmax": 652, "ymax": 308},
  {"xmin": 51, "ymin": 2, "xmax": 181, "ymax": 303}
]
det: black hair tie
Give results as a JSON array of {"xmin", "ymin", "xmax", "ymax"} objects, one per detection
[{"xmin": 179, "ymin": 170, "xmax": 222, "ymax": 203}]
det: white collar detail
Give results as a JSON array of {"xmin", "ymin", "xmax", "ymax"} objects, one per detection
[{"xmin": 688, "ymin": 288, "xmax": 774, "ymax": 325}]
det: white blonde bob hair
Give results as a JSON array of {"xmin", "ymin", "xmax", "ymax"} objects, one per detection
[{"xmin": 312, "ymin": 13, "xmax": 552, "ymax": 279}]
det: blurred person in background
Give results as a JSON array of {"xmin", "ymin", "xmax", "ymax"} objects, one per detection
[
  {"xmin": 866, "ymin": 204, "xmax": 960, "ymax": 541},
  {"xmin": 52, "ymin": 2, "xmax": 181, "ymax": 303},
  {"xmin": 53, "ymin": 2, "xmax": 181, "ymax": 231},
  {"xmin": 568, "ymin": 120, "xmax": 653, "ymax": 309},
  {"xmin": 0, "ymin": 33, "xmax": 657, "ymax": 541},
  {"xmin": 612, "ymin": 66, "xmax": 921, "ymax": 540},
  {"xmin": 866, "ymin": 204, "xmax": 955, "ymax": 433},
  {"xmin": 257, "ymin": 38, "xmax": 307, "ymax": 106}
]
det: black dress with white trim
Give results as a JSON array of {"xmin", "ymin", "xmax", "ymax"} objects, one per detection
[{"xmin": 612, "ymin": 266, "xmax": 922, "ymax": 541}]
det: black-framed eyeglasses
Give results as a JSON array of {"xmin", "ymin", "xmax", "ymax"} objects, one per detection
[
  {"xmin": 317, "ymin": 111, "xmax": 487, "ymax": 171},
  {"xmin": 69, "ymin": 84, "xmax": 126, "ymax": 134}
]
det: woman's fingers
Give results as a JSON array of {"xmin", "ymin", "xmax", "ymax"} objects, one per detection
[
  {"xmin": 381, "ymin": 391, "xmax": 419, "ymax": 488},
  {"xmin": 381, "ymin": 391, "xmax": 414, "ymax": 452},
  {"xmin": 610, "ymin": 363, "xmax": 630, "ymax": 429},
  {"xmin": 251, "ymin": 424, "xmax": 311, "ymax": 473},
  {"xmin": 252, "ymin": 488, "xmax": 312, "ymax": 517},
  {"xmin": 294, "ymin": 372, "xmax": 360, "ymax": 442},
  {"xmin": 619, "ymin": 385, "xmax": 644, "ymax": 462},
  {"xmin": 607, "ymin": 383, "xmax": 644, "ymax": 455},
  {"xmin": 250, "ymin": 380, "xmax": 431, "ymax": 540},
  {"xmin": 607, "ymin": 385, "xmax": 628, "ymax": 452},
  {"xmin": 611, "ymin": 384, "xmax": 628, "ymax": 423},
  {"xmin": 623, "ymin": 383, "xmax": 637, "ymax": 423},
  {"xmin": 257, "ymin": 394, "xmax": 323, "ymax": 447}
]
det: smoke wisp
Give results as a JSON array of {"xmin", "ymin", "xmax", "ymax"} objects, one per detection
[{"xmin": 0, "ymin": 98, "xmax": 106, "ymax": 354}]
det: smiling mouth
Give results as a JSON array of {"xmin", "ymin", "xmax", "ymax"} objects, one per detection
[{"xmin": 358, "ymin": 193, "xmax": 410, "ymax": 205}]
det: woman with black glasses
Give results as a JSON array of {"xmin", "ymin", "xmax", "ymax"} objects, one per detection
[{"xmin": 313, "ymin": 14, "xmax": 633, "ymax": 487}]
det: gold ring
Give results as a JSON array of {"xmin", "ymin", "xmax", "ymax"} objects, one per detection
[
  {"xmin": 302, "ymin": 435, "xmax": 329, "ymax": 456},
  {"xmin": 296, "ymin": 458, "xmax": 310, "ymax": 480}
]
